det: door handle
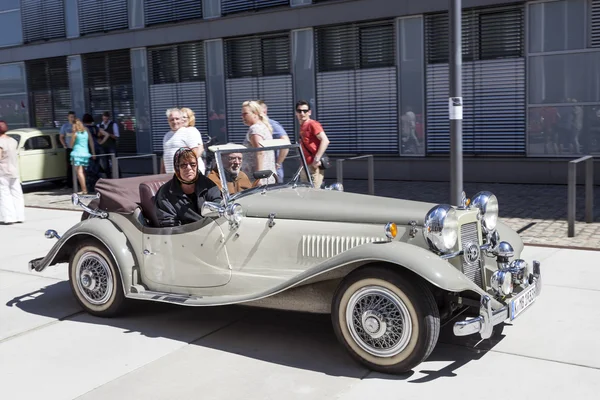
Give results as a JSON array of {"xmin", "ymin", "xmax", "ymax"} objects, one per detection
[{"xmin": 143, "ymin": 249, "xmax": 155, "ymax": 255}]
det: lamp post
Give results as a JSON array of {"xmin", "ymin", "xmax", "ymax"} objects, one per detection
[{"xmin": 449, "ymin": 0, "xmax": 464, "ymax": 206}]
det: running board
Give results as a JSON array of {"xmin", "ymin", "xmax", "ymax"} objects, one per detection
[{"xmin": 127, "ymin": 288, "xmax": 210, "ymax": 306}]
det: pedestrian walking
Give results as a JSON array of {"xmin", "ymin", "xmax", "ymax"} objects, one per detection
[
  {"xmin": 295, "ymin": 100, "xmax": 330, "ymax": 189},
  {"xmin": 161, "ymin": 108, "xmax": 204, "ymax": 174},
  {"xmin": 257, "ymin": 100, "xmax": 289, "ymax": 182},
  {"xmin": 70, "ymin": 119, "xmax": 96, "ymax": 194},
  {"xmin": 59, "ymin": 111, "xmax": 76, "ymax": 188},
  {"xmin": 83, "ymin": 113, "xmax": 109, "ymax": 191},
  {"xmin": 0, "ymin": 120, "xmax": 25, "ymax": 224},
  {"xmin": 180, "ymin": 107, "xmax": 206, "ymax": 175},
  {"xmin": 241, "ymin": 100, "xmax": 276, "ymax": 185}
]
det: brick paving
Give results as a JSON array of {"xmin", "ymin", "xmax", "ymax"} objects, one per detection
[{"xmin": 22, "ymin": 179, "xmax": 600, "ymax": 249}]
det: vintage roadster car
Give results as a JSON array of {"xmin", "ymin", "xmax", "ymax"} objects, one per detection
[{"xmin": 29, "ymin": 141, "xmax": 541, "ymax": 374}]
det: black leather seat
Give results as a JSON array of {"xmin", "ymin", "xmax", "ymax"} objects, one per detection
[{"xmin": 139, "ymin": 179, "xmax": 169, "ymax": 227}]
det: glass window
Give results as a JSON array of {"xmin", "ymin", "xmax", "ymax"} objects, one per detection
[
  {"xmin": 529, "ymin": 52, "xmax": 600, "ymax": 104},
  {"xmin": 528, "ymin": 104, "xmax": 600, "ymax": 155},
  {"xmin": 0, "ymin": 64, "xmax": 27, "ymax": 93},
  {"xmin": 0, "ymin": 94, "xmax": 29, "ymax": 128},
  {"xmin": 24, "ymin": 135, "xmax": 52, "ymax": 150},
  {"xmin": 0, "ymin": 10, "xmax": 23, "ymax": 46},
  {"xmin": 529, "ymin": 0, "xmax": 586, "ymax": 53},
  {"xmin": 0, "ymin": 0, "xmax": 20, "ymax": 11}
]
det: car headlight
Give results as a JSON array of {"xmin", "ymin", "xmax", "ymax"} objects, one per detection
[
  {"xmin": 471, "ymin": 191, "xmax": 499, "ymax": 232},
  {"xmin": 423, "ymin": 205, "xmax": 459, "ymax": 253}
]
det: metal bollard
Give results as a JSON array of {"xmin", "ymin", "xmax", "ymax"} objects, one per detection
[
  {"xmin": 152, "ymin": 154, "xmax": 158, "ymax": 175},
  {"xmin": 111, "ymin": 154, "xmax": 118, "ymax": 179},
  {"xmin": 72, "ymin": 164, "xmax": 78, "ymax": 193}
]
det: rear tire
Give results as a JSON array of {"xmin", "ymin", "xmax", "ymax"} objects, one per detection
[
  {"xmin": 331, "ymin": 266, "xmax": 440, "ymax": 374},
  {"xmin": 68, "ymin": 240, "xmax": 125, "ymax": 317}
]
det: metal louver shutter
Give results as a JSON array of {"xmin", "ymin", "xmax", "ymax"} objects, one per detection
[
  {"xmin": 315, "ymin": 21, "xmax": 398, "ymax": 155},
  {"xmin": 26, "ymin": 57, "xmax": 71, "ymax": 128},
  {"xmin": 21, "ymin": 0, "xmax": 65, "ymax": 43},
  {"xmin": 79, "ymin": 0, "xmax": 128, "ymax": 35},
  {"xmin": 224, "ymin": 33, "xmax": 293, "ymax": 145},
  {"xmin": 591, "ymin": 0, "xmax": 600, "ymax": 48},
  {"xmin": 425, "ymin": 6, "xmax": 525, "ymax": 155},
  {"xmin": 221, "ymin": 0, "xmax": 289, "ymax": 16},
  {"xmin": 83, "ymin": 50, "xmax": 137, "ymax": 154},
  {"xmin": 148, "ymin": 42, "xmax": 208, "ymax": 152},
  {"xmin": 144, "ymin": 0, "xmax": 203, "ymax": 26}
]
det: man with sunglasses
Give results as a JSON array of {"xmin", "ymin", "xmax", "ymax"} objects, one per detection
[
  {"xmin": 296, "ymin": 100, "xmax": 330, "ymax": 189},
  {"xmin": 154, "ymin": 147, "xmax": 222, "ymax": 227}
]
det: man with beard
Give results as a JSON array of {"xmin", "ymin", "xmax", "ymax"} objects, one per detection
[
  {"xmin": 154, "ymin": 147, "xmax": 222, "ymax": 227},
  {"xmin": 207, "ymin": 151, "xmax": 252, "ymax": 194}
]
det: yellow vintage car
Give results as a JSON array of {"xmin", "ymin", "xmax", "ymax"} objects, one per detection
[{"xmin": 6, "ymin": 128, "xmax": 67, "ymax": 185}]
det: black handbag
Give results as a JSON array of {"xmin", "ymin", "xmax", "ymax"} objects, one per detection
[{"xmin": 319, "ymin": 154, "xmax": 331, "ymax": 169}]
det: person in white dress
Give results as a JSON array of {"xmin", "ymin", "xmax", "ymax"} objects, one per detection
[
  {"xmin": 241, "ymin": 101, "xmax": 276, "ymax": 185},
  {"xmin": 0, "ymin": 120, "xmax": 25, "ymax": 224},
  {"xmin": 161, "ymin": 108, "xmax": 204, "ymax": 174},
  {"xmin": 180, "ymin": 107, "xmax": 206, "ymax": 174}
]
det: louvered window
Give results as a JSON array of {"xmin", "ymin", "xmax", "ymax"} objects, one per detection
[
  {"xmin": 425, "ymin": 6, "xmax": 525, "ymax": 155},
  {"xmin": 148, "ymin": 42, "xmax": 208, "ymax": 152},
  {"xmin": 144, "ymin": 0, "xmax": 202, "ymax": 26},
  {"xmin": 315, "ymin": 20, "xmax": 398, "ymax": 154},
  {"xmin": 591, "ymin": 0, "xmax": 600, "ymax": 48},
  {"xmin": 221, "ymin": 0, "xmax": 289, "ymax": 16},
  {"xmin": 224, "ymin": 33, "xmax": 294, "ymax": 144},
  {"xmin": 21, "ymin": 0, "xmax": 65, "ymax": 43},
  {"xmin": 83, "ymin": 50, "xmax": 137, "ymax": 154},
  {"xmin": 78, "ymin": 0, "xmax": 128, "ymax": 35},
  {"xmin": 26, "ymin": 57, "xmax": 71, "ymax": 129}
]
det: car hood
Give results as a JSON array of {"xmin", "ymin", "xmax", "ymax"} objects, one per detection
[{"xmin": 236, "ymin": 186, "xmax": 437, "ymax": 226}]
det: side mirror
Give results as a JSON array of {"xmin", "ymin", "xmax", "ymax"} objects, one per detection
[
  {"xmin": 201, "ymin": 201, "xmax": 222, "ymax": 218},
  {"xmin": 253, "ymin": 170, "xmax": 273, "ymax": 180},
  {"xmin": 201, "ymin": 201, "xmax": 243, "ymax": 227}
]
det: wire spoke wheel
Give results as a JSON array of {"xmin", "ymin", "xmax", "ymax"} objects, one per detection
[
  {"xmin": 346, "ymin": 286, "xmax": 412, "ymax": 357},
  {"xmin": 75, "ymin": 251, "xmax": 114, "ymax": 305}
]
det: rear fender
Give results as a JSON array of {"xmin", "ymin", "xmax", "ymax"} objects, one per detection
[{"xmin": 29, "ymin": 218, "xmax": 137, "ymax": 293}]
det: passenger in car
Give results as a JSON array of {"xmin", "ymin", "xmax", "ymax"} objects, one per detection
[
  {"xmin": 207, "ymin": 152, "xmax": 252, "ymax": 195},
  {"xmin": 154, "ymin": 147, "xmax": 222, "ymax": 227}
]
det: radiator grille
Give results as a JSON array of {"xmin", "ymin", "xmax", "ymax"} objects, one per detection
[
  {"xmin": 302, "ymin": 235, "xmax": 384, "ymax": 259},
  {"xmin": 460, "ymin": 222, "xmax": 483, "ymax": 287}
]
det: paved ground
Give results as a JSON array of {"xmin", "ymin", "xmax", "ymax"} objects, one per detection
[
  {"xmin": 22, "ymin": 178, "xmax": 600, "ymax": 249},
  {"xmin": 1, "ymin": 208, "xmax": 599, "ymax": 399}
]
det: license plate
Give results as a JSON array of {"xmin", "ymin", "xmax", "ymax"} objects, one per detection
[{"xmin": 509, "ymin": 283, "xmax": 537, "ymax": 320}]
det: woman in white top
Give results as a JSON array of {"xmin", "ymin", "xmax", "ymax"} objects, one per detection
[
  {"xmin": 241, "ymin": 101, "xmax": 276, "ymax": 185},
  {"xmin": 180, "ymin": 107, "xmax": 206, "ymax": 174},
  {"xmin": 161, "ymin": 108, "xmax": 204, "ymax": 174},
  {"xmin": 0, "ymin": 120, "xmax": 25, "ymax": 224}
]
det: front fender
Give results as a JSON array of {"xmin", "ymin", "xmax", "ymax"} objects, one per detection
[{"xmin": 29, "ymin": 218, "xmax": 137, "ymax": 292}]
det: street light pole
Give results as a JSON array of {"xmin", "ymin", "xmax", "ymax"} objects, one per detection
[{"xmin": 449, "ymin": 0, "xmax": 464, "ymax": 206}]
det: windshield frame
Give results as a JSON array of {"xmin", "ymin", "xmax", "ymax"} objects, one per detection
[{"xmin": 212, "ymin": 142, "xmax": 313, "ymax": 204}]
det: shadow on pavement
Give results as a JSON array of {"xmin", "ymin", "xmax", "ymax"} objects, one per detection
[{"xmin": 6, "ymin": 279, "xmax": 504, "ymax": 381}]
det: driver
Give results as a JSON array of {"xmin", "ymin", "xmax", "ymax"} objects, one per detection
[
  {"xmin": 207, "ymin": 152, "xmax": 252, "ymax": 194},
  {"xmin": 155, "ymin": 147, "xmax": 222, "ymax": 227}
]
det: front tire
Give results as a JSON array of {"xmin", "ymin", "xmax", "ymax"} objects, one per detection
[
  {"xmin": 69, "ymin": 240, "xmax": 125, "ymax": 317},
  {"xmin": 332, "ymin": 266, "xmax": 440, "ymax": 374}
]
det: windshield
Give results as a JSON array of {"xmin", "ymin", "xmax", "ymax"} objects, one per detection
[{"xmin": 207, "ymin": 143, "xmax": 312, "ymax": 200}]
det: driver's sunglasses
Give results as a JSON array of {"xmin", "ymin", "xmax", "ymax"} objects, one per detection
[
  {"xmin": 296, "ymin": 109, "xmax": 310, "ymax": 114},
  {"xmin": 177, "ymin": 162, "xmax": 197, "ymax": 169}
]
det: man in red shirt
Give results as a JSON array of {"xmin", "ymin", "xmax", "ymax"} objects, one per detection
[{"xmin": 296, "ymin": 100, "xmax": 330, "ymax": 189}]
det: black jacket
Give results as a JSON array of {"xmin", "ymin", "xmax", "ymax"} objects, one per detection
[{"xmin": 154, "ymin": 175, "xmax": 223, "ymax": 227}]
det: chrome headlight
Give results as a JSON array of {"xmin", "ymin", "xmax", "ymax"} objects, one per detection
[
  {"xmin": 224, "ymin": 203, "xmax": 243, "ymax": 225},
  {"xmin": 471, "ymin": 191, "xmax": 499, "ymax": 231},
  {"xmin": 423, "ymin": 205, "xmax": 459, "ymax": 253}
]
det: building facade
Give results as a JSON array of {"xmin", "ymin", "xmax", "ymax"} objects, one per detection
[{"xmin": 0, "ymin": 0, "xmax": 599, "ymax": 183}]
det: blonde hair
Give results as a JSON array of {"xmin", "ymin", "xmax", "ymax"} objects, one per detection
[
  {"xmin": 242, "ymin": 100, "xmax": 272, "ymax": 133},
  {"xmin": 180, "ymin": 107, "xmax": 196, "ymax": 127},
  {"xmin": 73, "ymin": 119, "xmax": 85, "ymax": 133}
]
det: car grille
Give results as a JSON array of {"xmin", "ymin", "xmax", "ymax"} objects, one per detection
[{"xmin": 460, "ymin": 222, "xmax": 483, "ymax": 288}]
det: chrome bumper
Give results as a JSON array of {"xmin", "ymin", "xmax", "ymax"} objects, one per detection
[{"xmin": 453, "ymin": 260, "xmax": 542, "ymax": 339}]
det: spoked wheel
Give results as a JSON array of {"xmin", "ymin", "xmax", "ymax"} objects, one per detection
[
  {"xmin": 69, "ymin": 240, "xmax": 125, "ymax": 317},
  {"xmin": 332, "ymin": 266, "xmax": 440, "ymax": 374}
]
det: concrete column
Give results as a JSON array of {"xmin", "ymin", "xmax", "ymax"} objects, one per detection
[
  {"xmin": 67, "ymin": 55, "xmax": 85, "ymax": 117},
  {"xmin": 64, "ymin": 0, "xmax": 80, "ymax": 38},
  {"xmin": 129, "ymin": 0, "xmax": 145, "ymax": 29},
  {"xmin": 130, "ymin": 48, "xmax": 153, "ymax": 154},
  {"xmin": 203, "ymin": 0, "xmax": 221, "ymax": 19},
  {"xmin": 291, "ymin": 28, "xmax": 317, "ymax": 138},
  {"xmin": 204, "ymin": 39, "xmax": 227, "ymax": 144}
]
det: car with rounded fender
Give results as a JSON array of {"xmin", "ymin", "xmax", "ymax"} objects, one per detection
[{"xmin": 29, "ymin": 140, "xmax": 542, "ymax": 374}]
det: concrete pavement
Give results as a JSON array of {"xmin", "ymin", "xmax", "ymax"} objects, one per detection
[{"xmin": 0, "ymin": 208, "xmax": 599, "ymax": 400}]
